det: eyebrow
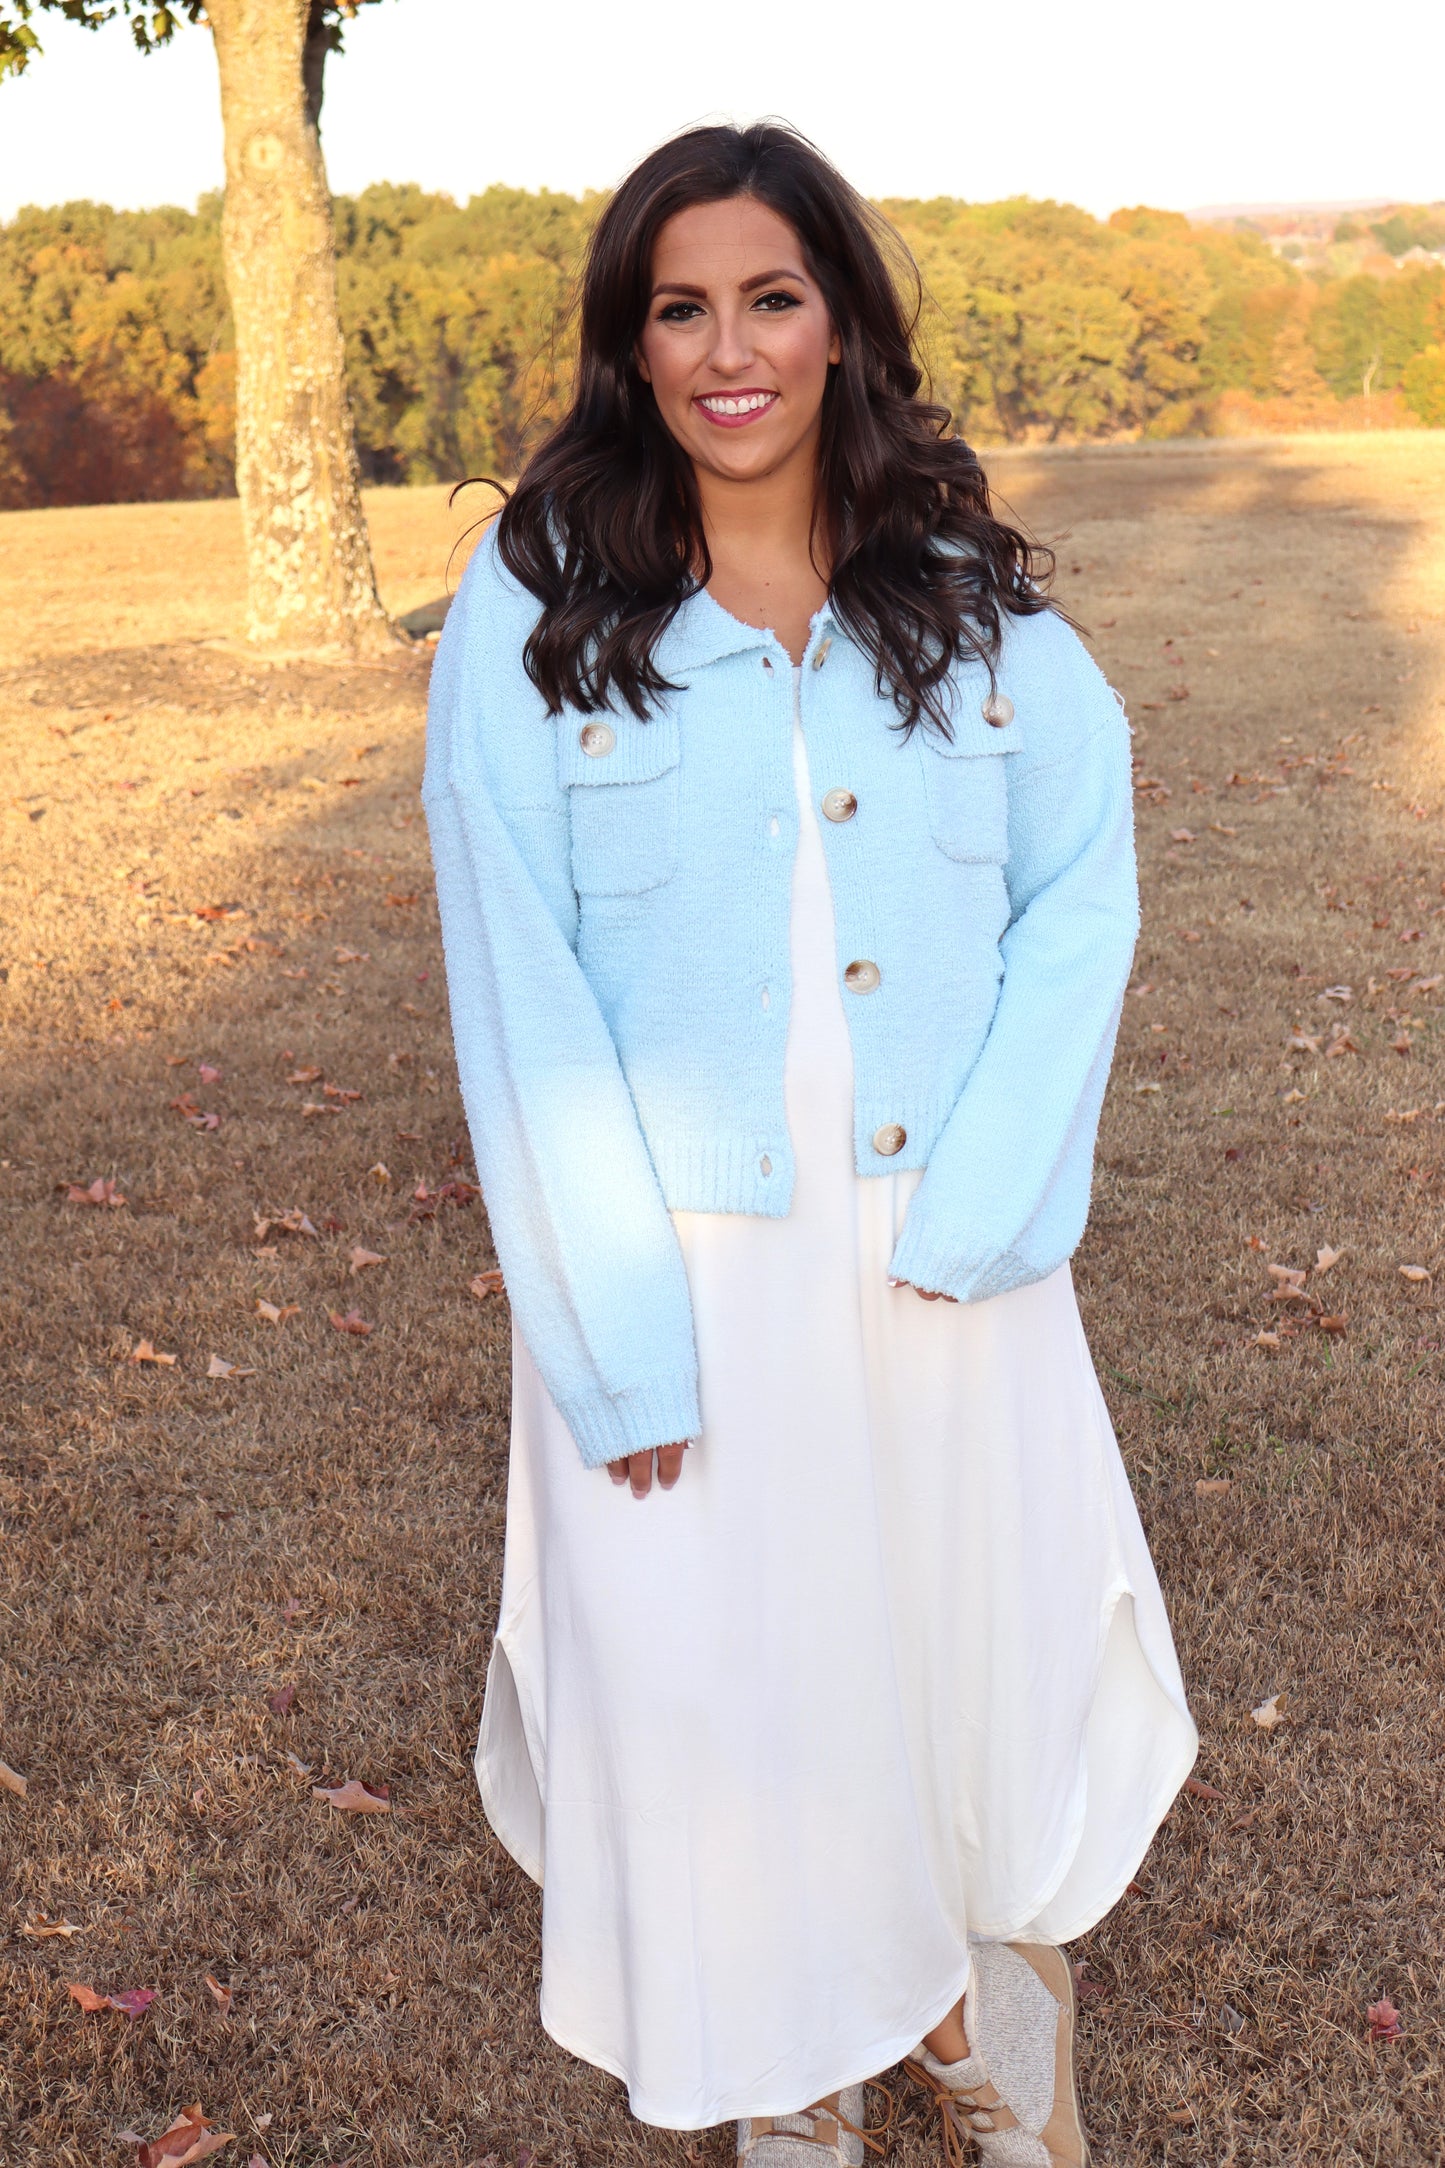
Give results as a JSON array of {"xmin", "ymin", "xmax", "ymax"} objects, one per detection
[{"xmin": 649, "ymin": 266, "xmax": 808, "ymax": 301}]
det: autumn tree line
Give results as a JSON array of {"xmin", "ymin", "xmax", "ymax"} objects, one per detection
[{"xmin": 3, "ymin": 183, "xmax": 1444, "ymax": 513}]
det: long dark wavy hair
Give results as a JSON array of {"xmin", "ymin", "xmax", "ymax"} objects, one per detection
[{"xmin": 493, "ymin": 120, "xmax": 1055, "ymax": 734}]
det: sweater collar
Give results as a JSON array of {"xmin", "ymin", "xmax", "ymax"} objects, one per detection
[{"xmin": 654, "ymin": 584, "xmax": 839, "ymax": 677}]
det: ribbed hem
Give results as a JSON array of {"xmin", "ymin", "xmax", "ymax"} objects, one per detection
[
  {"xmin": 885, "ymin": 1225, "xmax": 1051, "ymax": 1305},
  {"xmin": 556, "ymin": 1373, "xmax": 703, "ymax": 1469},
  {"xmin": 648, "ymin": 1129, "xmax": 795, "ymax": 1216}
]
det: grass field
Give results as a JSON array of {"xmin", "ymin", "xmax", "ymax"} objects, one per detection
[{"xmin": 2, "ymin": 436, "xmax": 1443, "ymax": 2168}]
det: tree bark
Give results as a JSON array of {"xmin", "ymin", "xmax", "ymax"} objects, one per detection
[{"xmin": 206, "ymin": 0, "xmax": 392, "ymax": 651}]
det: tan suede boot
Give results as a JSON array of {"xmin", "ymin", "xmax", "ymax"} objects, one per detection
[{"xmin": 903, "ymin": 1943, "xmax": 1090, "ymax": 2167}]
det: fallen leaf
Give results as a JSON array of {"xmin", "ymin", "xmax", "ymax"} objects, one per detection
[
  {"xmin": 284, "ymin": 1752, "xmax": 314, "ymax": 1778},
  {"xmin": 1321, "ymin": 984, "xmax": 1353, "ymax": 1003},
  {"xmin": 0, "ymin": 1758, "xmax": 27, "ymax": 1798},
  {"xmin": 384, "ymin": 892, "xmax": 418, "ymax": 907},
  {"xmin": 1251, "ymin": 1693, "xmax": 1285, "ymax": 1730},
  {"xmin": 198, "ymin": 1064, "xmax": 223, "ymax": 1085},
  {"xmin": 323, "ymin": 1083, "xmax": 363, "ymax": 1103},
  {"xmin": 301, "ymin": 1101, "xmax": 338, "ymax": 1118},
  {"xmin": 469, "ymin": 1269, "xmax": 505, "ymax": 1301},
  {"xmin": 22, "ymin": 1915, "xmax": 81, "ymax": 1937},
  {"xmin": 204, "ymin": 1974, "xmax": 233, "ymax": 2015},
  {"xmin": 328, "ymin": 1308, "xmax": 374, "ymax": 1336},
  {"xmin": 1317, "ymin": 1313, "xmax": 1347, "ymax": 1335},
  {"xmin": 267, "ymin": 1684, "xmax": 295, "ymax": 1716},
  {"xmin": 349, "ymin": 1246, "xmax": 386, "ymax": 1274},
  {"xmin": 1169, "ymin": 827, "xmax": 1197, "ymax": 843},
  {"xmin": 1324, "ymin": 1028, "xmax": 1359, "ymax": 1057},
  {"xmin": 286, "ymin": 1066, "xmax": 323, "ymax": 1085},
  {"xmin": 128, "ymin": 2102, "xmax": 236, "ymax": 2167},
  {"xmin": 1367, "ymin": 1995, "xmax": 1403, "ymax": 2043},
  {"xmin": 253, "ymin": 1209, "xmax": 318, "ymax": 1242},
  {"xmin": 1195, "ymin": 1478, "xmax": 1232, "ymax": 1497},
  {"xmin": 1399, "ymin": 1264, "xmax": 1433, "ymax": 1286},
  {"xmin": 206, "ymin": 1355, "xmax": 256, "ymax": 1379},
  {"xmin": 367, "ymin": 1162, "xmax": 391, "ymax": 1183},
  {"xmin": 130, "ymin": 1340, "xmax": 178, "ymax": 1367},
  {"xmin": 1314, "ymin": 1245, "xmax": 1344, "ymax": 1274},
  {"xmin": 282, "ymin": 1597, "xmax": 302, "ymax": 1623},
  {"xmin": 1134, "ymin": 1080, "xmax": 1162, "ymax": 1094},
  {"xmin": 1246, "ymin": 1234, "xmax": 1267, "ymax": 1252},
  {"xmin": 1280, "ymin": 1087, "xmax": 1306, "ymax": 1104},
  {"xmin": 255, "ymin": 1300, "xmax": 300, "ymax": 1325},
  {"xmin": 1221, "ymin": 2002, "xmax": 1246, "ymax": 2036},
  {"xmin": 66, "ymin": 1176, "xmax": 127, "ymax": 1208},
  {"xmin": 1287, "ymin": 1032, "xmax": 1321, "ymax": 1054},
  {"xmin": 1252, "ymin": 1331, "xmax": 1280, "ymax": 1350},
  {"xmin": 313, "ymin": 1778, "xmax": 390, "ymax": 1813},
  {"xmin": 333, "ymin": 947, "xmax": 370, "ymax": 964},
  {"xmin": 1184, "ymin": 1776, "xmax": 1226, "ymax": 1801},
  {"xmin": 69, "ymin": 1981, "xmax": 156, "ymax": 2018}
]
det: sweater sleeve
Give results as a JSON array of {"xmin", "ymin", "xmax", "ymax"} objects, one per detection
[
  {"xmin": 421, "ymin": 542, "xmax": 701, "ymax": 1468},
  {"xmin": 887, "ymin": 624, "xmax": 1139, "ymax": 1303}
]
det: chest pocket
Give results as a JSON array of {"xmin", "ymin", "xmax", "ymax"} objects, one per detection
[
  {"xmin": 917, "ymin": 697, "xmax": 1019, "ymax": 865},
  {"xmin": 557, "ymin": 709, "xmax": 681, "ymax": 895}
]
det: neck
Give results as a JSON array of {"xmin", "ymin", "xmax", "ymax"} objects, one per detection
[{"xmin": 694, "ymin": 429, "xmax": 828, "ymax": 586}]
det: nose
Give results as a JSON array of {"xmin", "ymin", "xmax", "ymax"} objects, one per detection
[{"xmin": 706, "ymin": 301, "xmax": 757, "ymax": 378}]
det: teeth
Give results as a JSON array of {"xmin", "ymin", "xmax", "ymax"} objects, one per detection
[{"xmin": 700, "ymin": 392, "xmax": 775, "ymax": 415}]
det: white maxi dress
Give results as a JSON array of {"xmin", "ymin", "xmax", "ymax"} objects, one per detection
[{"xmin": 476, "ymin": 667, "xmax": 1198, "ymax": 2132}]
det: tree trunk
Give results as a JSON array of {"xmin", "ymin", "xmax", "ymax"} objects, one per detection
[{"xmin": 206, "ymin": 0, "xmax": 392, "ymax": 652}]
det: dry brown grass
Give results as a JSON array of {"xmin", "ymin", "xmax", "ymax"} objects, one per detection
[{"xmin": 1, "ymin": 440, "xmax": 1443, "ymax": 2168}]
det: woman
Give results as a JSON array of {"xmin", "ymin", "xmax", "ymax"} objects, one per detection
[{"xmin": 423, "ymin": 121, "xmax": 1197, "ymax": 2168}]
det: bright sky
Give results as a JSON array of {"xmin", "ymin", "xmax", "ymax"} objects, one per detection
[{"xmin": 1, "ymin": 0, "xmax": 1441, "ymax": 224}]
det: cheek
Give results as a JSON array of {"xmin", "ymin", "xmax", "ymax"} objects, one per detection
[
  {"xmin": 638, "ymin": 329, "xmax": 690, "ymax": 405},
  {"xmin": 772, "ymin": 314, "xmax": 836, "ymax": 390}
]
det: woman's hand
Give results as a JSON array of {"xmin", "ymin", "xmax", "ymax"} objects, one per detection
[
  {"xmin": 888, "ymin": 1278, "xmax": 959, "ymax": 1304},
  {"xmin": 607, "ymin": 1442, "xmax": 690, "ymax": 1496}
]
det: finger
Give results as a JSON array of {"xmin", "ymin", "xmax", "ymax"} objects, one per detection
[
  {"xmin": 655, "ymin": 1440, "xmax": 689, "ymax": 1489},
  {"xmin": 628, "ymin": 1449, "xmax": 654, "ymax": 1498},
  {"xmin": 917, "ymin": 1288, "xmax": 944, "ymax": 1302},
  {"xmin": 607, "ymin": 1457, "xmax": 630, "ymax": 1484}
]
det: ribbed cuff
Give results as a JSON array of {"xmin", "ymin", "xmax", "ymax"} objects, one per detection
[
  {"xmin": 885, "ymin": 1221, "xmax": 1045, "ymax": 1306},
  {"xmin": 556, "ymin": 1373, "xmax": 703, "ymax": 1470}
]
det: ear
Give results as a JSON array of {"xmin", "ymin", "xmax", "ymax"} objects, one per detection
[
  {"xmin": 827, "ymin": 319, "xmax": 842, "ymax": 366},
  {"xmin": 635, "ymin": 345, "xmax": 653, "ymax": 386}
]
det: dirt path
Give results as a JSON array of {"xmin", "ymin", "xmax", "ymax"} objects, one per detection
[{"xmin": 1, "ymin": 444, "xmax": 1442, "ymax": 2165}]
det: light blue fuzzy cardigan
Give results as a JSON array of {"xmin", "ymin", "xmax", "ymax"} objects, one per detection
[{"xmin": 422, "ymin": 528, "xmax": 1138, "ymax": 1467}]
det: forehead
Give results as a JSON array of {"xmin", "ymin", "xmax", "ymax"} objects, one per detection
[{"xmin": 650, "ymin": 196, "xmax": 808, "ymax": 286}]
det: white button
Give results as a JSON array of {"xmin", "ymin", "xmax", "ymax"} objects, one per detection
[
  {"xmin": 873, "ymin": 1122, "xmax": 907, "ymax": 1156},
  {"xmin": 811, "ymin": 636, "xmax": 833, "ymax": 670},
  {"xmin": 579, "ymin": 722, "xmax": 615, "ymax": 757},
  {"xmin": 759, "ymin": 1153, "xmax": 773, "ymax": 1176},
  {"xmin": 982, "ymin": 692, "xmax": 1014, "ymax": 728},
  {"xmin": 822, "ymin": 788, "xmax": 857, "ymax": 823},
  {"xmin": 844, "ymin": 959, "xmax": 881, "ymax": 994}
]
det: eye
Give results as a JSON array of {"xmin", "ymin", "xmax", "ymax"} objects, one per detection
[
  {"xmin": 657, "ymin": 300, "xmax": 704, "ymax": 323},
  {"xmin": 753, "ymin": 289, "xmax": 803, "ymax": 312}
]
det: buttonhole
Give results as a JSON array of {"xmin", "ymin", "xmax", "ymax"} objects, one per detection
[
  {"xmin": 759, "ymin": 1154, "xmax": 772, "ymax": 1177},
  {"xmin": 760, "ymin": 986, "xmax": 771, "ymax": 1010},
  {"xmin": 768, "ymin": 815, "xmax": 780, "ymax": 837}
]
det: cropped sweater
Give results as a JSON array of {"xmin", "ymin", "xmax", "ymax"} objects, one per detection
[{"xmin": 421, "ymin": 526, "xmax": 1139, "ymax": 1468}]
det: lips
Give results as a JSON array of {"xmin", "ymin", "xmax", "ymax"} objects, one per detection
[{"xmin": 694, "ymin": 389, "xmax": 779, "ymax": 428}]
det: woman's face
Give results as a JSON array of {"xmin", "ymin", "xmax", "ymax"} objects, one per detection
[{"xmin": 635, "ymin": 195, "xmax": 841, "ymax": 488}]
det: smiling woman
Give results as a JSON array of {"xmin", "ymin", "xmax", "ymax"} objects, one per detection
[
  {"xmin": 493, "ymin": 123, "xmax": 1053, "ymax": 729},
  {"xmin": 424, "ymin": 119, "xmax": 1197, "ymax": 2168}
]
